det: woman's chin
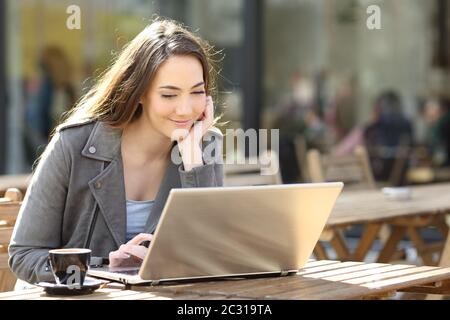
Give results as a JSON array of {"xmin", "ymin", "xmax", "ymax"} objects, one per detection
[{"xmin": 166, "ymin": 128, "xmax": 185, "ymax": 141}]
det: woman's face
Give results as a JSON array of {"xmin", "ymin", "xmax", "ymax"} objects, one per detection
[{"xmin": 140, "ymin": 55, "xmax": 207, "ymax": 140}]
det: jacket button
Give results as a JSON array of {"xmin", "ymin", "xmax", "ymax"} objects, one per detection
[
  {"xmin": 89, "ymin": 146, "xmax": 96, "ymax": 154},
  {"xmin": 94, "ymin": 182, "xmax": 102, "ymax": 189}
]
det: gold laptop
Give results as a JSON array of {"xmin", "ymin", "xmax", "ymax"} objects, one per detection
[{"xmin": 88, "ymin": 182, "xmax": 343, "ymax": 285}]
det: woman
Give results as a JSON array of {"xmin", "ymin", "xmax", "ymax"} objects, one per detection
[{"xmin": 9, "ymin": 19, "xmax": 224, "ymax": 285}]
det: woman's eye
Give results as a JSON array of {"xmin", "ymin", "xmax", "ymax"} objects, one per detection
[
  {"xmin": 162, "ymin": 94, "xmax": 176, "ymax": 99},
  {"xmin": 192, "ymin": 91, "xmax": 205, "ymax": 95}
]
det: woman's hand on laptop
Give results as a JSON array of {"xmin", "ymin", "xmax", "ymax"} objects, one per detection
[{"xmin": 108, "ymin": 233, "xmax": 153, "ymax": 267}]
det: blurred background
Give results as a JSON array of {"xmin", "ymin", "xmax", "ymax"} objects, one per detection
[{"xmin": 1, "ymin": 0, "xmax": 450, "ymax": 187}]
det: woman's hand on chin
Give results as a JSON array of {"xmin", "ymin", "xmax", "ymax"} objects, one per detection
[{"xmin": 176, "ymin": 96, "xmax": 214, "ymax": 171}]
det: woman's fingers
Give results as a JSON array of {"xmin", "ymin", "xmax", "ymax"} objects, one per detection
[
  {"xmin": 110, "ymin": 250, "xmax": 130, "ymax": 260},
  {"xmin": 126, "ymin": 233, "xmax": 153, "ymax": 245},
  {"xmin": 120, "ymin": 244, "xmax": 148, "ymax": 260},
  {"xmin": 108, "ymin": 244, "xmax": 149, "ymax": 267},
  {"xmin": 200, "ymin": 96, "xmax": 214, "ymax": 135},
  {"xmin": 108, "ymin": 234, "xmax": 153, "ymax": 267},
  {"xmin": 109, "ymin": 250, "xmax": 131, "ymax": 267},
  {"xmin": 205, "ymin": 96, "xmax": 214, "ymax": 121}
]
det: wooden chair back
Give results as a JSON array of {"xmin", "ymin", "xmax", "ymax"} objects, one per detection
[
  {"xmin": 439, "ymin": 230, "xmax": 450, "ymax": 267},
  {"xmin": 224, "ymin": 150, "xmax": 282, "ymax": 186},
  {"xmin": 0, "ymin": 188, "xmax": 23, "ymax": 292},
  {"xmin": 306, "ymin": 146, "xmax": 378, "ymax": 260},
  {"xmin": 306, "ymin": 145, "xmax": 376, "ymax": 189}
]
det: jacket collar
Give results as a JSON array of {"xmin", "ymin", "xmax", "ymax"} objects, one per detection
[{"xmin": 81, "ymin": 121, "xmax": 123, "ymax": 161}]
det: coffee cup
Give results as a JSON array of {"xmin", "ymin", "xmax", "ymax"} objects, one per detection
[{"xmin": 48, "ymin": 248, "xmax": 91, "ymax": 288}]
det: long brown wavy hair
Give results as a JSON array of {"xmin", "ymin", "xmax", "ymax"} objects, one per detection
[{"xmin": 60, "ymin": 18, "xmax": 220, "ymax": 129}]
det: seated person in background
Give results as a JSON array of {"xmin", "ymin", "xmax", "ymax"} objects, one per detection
[
  {"xmin": 363, "ymin": 90, "xmax": 414, "ymax": 184},
  {"xmin": 422, "ymin": 97, "xmax": 450, "ymax": 167}
]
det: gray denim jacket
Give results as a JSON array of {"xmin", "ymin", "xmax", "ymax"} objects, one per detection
[{"xmin": 8, "ymin": 120, "xmax": 223, "ymax": 284}]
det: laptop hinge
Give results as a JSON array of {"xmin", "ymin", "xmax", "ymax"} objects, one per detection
[{"xmin": 280, "ymin": 271, "xmax": 290, "ymax": 277}]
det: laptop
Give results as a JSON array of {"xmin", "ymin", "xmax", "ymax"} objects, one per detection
[{"xmin": 88, "ymin": 182, "xmax": 343, "ymax": 285}]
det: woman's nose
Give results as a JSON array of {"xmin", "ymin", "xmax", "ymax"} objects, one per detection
[{"xmin": 175, "ymin": 99, "xmax": 193, "ymax": 116}]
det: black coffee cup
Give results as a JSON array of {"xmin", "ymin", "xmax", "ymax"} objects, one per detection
[{"xmin": 48, "ymin": 248, "xmax": 91, "ymax": 287}]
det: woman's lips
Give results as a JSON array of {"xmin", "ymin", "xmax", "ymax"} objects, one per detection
[{"xmin": 170, "ymin": 119, "xmax": 192, "ymax": 126}]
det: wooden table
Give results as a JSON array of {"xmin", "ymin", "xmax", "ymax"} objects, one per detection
[
  {"xmin": 317, "ymin": 183, "xmax": 450, "ymax": 264},
  {"xmin": 1, "ymin": 260, "xmax": 450, "ymax": 300}
]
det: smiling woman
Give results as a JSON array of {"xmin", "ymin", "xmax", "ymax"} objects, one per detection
[{"xmin": 8, "ymin": 18, "xmax": 224, "ymax": 285}]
